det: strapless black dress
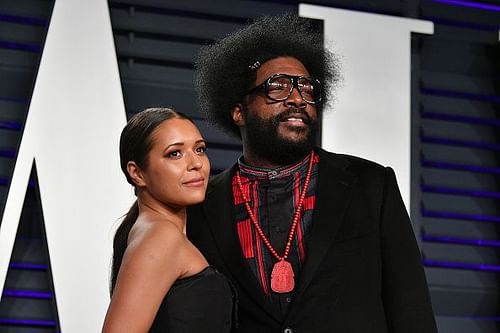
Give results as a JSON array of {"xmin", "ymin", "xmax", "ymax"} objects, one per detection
[{"xmin": 149, "ymin": 266, "xmax": 235, "ymax": 332}]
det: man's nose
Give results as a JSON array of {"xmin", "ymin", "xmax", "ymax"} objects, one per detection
[{"xmin": 285, "ymin": 86, "xmax": 307, "ymax": 108}]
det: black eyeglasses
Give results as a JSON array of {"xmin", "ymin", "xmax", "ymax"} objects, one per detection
[{"xmin": 245, "ymin": 74, "xmax": 322, "ymax": 105}]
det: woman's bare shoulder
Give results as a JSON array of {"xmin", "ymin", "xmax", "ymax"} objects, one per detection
[{"xmin": 126, "ymin": 218, "xmax": 186, "ymax": 266}]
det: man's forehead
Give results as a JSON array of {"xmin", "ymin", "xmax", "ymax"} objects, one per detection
[{"xmin": 255, "ymin": 56, "xmax": 311, "ymax": 81}]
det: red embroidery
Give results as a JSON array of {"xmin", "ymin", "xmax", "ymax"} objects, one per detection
[
  {"xmin": 237, "ymin": 219, "xmax": 254, "ymax": 258},
  {"xmin": 232, "ymin": 175, "xmax": 250, "ymax": 205},
  {"xmin": 252, "ymin": 182, "xmax": 269, "ymax": 294},
  {"xmin": 303, "ymin": 195, "xmax": 316, "ymax": 211}
]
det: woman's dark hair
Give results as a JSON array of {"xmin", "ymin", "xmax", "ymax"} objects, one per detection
[
  {"xmin": 194, "ymin": 13, "xmax": 341, "ymax": 138},
  {"xmin": 111, "ymin": 107, "xmax": 193, "ymax": 293}
]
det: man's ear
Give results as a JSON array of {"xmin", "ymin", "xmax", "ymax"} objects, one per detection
[
  {"xmin": 231, "ymin": 104, "xmax": 245, "ymax": 127},
  {"xmin": 127, "ymin": 161, "xmax": 147, "ymax": 187}
]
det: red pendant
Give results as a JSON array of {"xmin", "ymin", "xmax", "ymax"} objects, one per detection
[{"xmin": 271, "ymin": 260, "xmax": 295, "ymax": 293}]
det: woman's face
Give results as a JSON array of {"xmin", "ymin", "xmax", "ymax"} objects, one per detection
[{"xmin": 138, "ymin": 118, "xmax": 210, "ymax": 208}]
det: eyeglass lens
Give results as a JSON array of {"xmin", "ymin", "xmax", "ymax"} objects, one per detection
[{"xmin": 266, "ymin": 75, "xmax": 319, "ymax": 103}]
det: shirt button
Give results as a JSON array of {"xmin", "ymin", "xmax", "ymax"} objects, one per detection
[
  {"xmin": 286, "ymin": 297, "xmax": 292, "ymax": 303},
  {"xmin": 284, "ymin": 328, "xmax": 293, "ymax": 333}
]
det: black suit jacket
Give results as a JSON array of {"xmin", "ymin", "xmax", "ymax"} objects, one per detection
[{"xmin": 187, "ymin": 148, "xmax": 437, "ymax": 333}]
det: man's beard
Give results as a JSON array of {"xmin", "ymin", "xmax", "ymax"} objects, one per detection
[{"xmin": 243, "ymin": 107, "xmax": 318, "ymax": 166}]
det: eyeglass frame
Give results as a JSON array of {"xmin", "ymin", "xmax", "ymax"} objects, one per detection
[{"xmin": 244, "ymin": 73, "xmax": 322, "ymax": 105}]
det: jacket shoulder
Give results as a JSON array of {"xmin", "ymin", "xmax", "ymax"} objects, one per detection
[{"xmin": 316, "ymin": 148, "xmax": 389, "ymax": 178}]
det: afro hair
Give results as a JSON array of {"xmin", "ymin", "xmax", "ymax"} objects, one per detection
[{"xmin": 194, "ymin": 13, "xmax": 340, "ymax": 138}]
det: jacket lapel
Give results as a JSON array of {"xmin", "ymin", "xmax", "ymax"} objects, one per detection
[
  {"xmin": 202, "ymin": 165, "xmax": 282, "ymax": 321},
  {"xmin": 287, "ymin": 149, "xmax": 357, "ymax": 314}
]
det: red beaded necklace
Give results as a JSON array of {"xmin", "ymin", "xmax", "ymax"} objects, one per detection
[{"xmin": 235, "ymin": 151, "xmax": 314, "ymax": 293}]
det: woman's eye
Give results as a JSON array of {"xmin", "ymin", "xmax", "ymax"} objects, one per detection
[
  {"xmin": 196, "ymin": 146, "xmax": 207, "ymax": 154},
  {"xmin": 168, "ymin": 150, "xmax": 181, "ymax": 158}
]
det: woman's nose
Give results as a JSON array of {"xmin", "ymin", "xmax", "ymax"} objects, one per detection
[{"xmin": 187, "ymin": 153, "xmax": 203, "ymax": 170}]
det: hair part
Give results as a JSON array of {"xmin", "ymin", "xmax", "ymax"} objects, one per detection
[
  {"xmin": 194, "ymin": 13, "xmax": 341, "ymax": 138},
  {"xmin": 111, "ymin": 107, "xmax": 193, "ymax": 293}
]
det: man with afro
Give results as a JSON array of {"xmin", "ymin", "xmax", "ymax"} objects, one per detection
[{"xmin": 188, "ymin": 14, "xmax": 437, "ymax": 333}]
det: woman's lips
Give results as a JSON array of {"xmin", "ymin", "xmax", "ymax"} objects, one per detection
[{"xmin": 182, "ymin": 177, "xmax": 205, "ymax": 186}]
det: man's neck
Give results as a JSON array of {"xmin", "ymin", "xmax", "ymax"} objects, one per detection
[
  {"xmin": 241, "ymin": 154, "xmax": 285, "ymax": 169},
  {"xmin": 242, "ymin": 147, "xmax": 311, "ymax": 170}
]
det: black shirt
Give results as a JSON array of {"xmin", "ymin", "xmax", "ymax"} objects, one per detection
[{"xmin": 232, "ymin": 151, "xmax": 319, "ymax": 316}]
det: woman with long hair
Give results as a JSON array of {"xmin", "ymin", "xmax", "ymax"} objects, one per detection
[{"xmin": 102, "ymin": 108, "xmax": 233, "ymax": 332}]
